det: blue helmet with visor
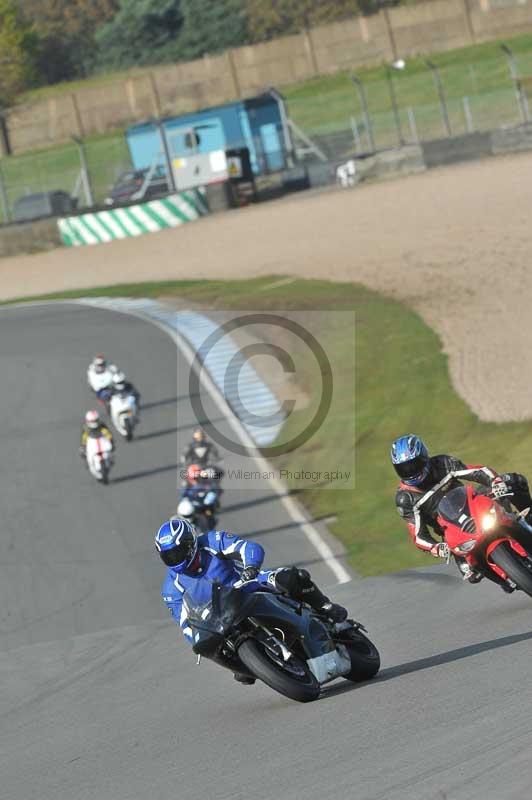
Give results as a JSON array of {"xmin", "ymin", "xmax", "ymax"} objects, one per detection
[
  {"xmin": 155, "ymin": 517, "xmax": 198, "ymax": 572},
  {"xmin": 391, "ymin": 435, "xmax": 430, "ymax": 486}
]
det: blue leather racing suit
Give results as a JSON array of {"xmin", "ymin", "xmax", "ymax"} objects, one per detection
[{"xmin": 161, "ymin": 530, "xmax": 274, "ymax": 644}]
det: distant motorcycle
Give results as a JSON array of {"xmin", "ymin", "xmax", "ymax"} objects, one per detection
[
  {"xmin": 85, "ymin": 433, "xmax": 113, "ymax": 484},
  {"xmin": 110, "ymin": 390, "xmax": 138, "ymax": 441},
  {"xmin": 177, "ymin": 469, "xmax": 220, "ymax": 531},
  {"xmin": 186, "ymin": 583, "xmax": 380, "ymax": 703}
]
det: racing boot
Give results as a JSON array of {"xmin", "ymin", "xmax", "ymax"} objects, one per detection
[
  {"xmin": 317, "ymin": 600, "xmax": 349, "ymax": 623},
  {"xmin": 233, "ymin": 672, "xmax": 255, "ymax": 685},
  {"xmin": 500, "ymin": 581, "xmax": 516, "ymax": 594},
  {"xmin": 273, "ymin": 567, "xmax": 348, "ymax": 623}
]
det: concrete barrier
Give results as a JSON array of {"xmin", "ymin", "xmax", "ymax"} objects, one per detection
[
  {"xmin": 490, "ymin": 123, "xmax": 532, "ymax": 155},
  {"xmin": 0, "ymin": 218, "xmax": 61, "ymax": 258},
  {"xmin": 421, "ymin": 132, "xmax": 492, "ymax": 167}
]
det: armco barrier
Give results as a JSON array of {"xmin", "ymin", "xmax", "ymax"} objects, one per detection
[
  {"xmin": 0, "ymin": 217, "xmax": 61, "ymax": 258},
  {"xmin": 421, "ymin": 132, "xmax": 492, "ymax": 168},
  {"xmin": 57, "ymin": 189, "xmax": 208, "ymax": 247}
]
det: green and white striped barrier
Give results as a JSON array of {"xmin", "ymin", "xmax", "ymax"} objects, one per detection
[{"xmin": 58, "ymin": 189, "xmax": 208, "ymax": 247}]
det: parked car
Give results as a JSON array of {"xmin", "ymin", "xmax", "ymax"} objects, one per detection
[
  {"xmin": 12, "ymin": 191, "xmax": 77, "ymax": 223},
  {"xmin": 104, "ymin": 167, "xmax": 169, "ymax": 206}
]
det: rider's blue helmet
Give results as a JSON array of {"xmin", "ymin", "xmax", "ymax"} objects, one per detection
[
  {"xmin": 391, "ymin": 435, "xmax": 430, "ymax": 486},
  {"xmin": 155, "ymin": 517, "xmax": 198, "ymax": 571}
]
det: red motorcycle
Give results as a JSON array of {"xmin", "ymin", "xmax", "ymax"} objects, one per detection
[{"xmin": 429, "ymin": 479, "xmax": 532, "ymax": 595}]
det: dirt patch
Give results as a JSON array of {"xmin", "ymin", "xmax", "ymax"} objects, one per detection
[{"xmin": 3, "ymin": 151, "xmax": 532, "ymax": 421}]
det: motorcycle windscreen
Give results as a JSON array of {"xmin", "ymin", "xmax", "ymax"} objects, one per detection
[
  {"xmin": 438, "ymin": 486, "xmax": 469, "ymax": 524},
  {"xmin": 184, "ymin": 583, "xmax": 254, "ymax": 635}
]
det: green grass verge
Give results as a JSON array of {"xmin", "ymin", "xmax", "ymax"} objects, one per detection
[{"xmin": 5, "ymin": 276, "xmax": 532, "ymax": 576}]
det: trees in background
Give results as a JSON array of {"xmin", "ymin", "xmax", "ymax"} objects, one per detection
[
  {"xmin": 4, "ymin": 0, "xmax": 393, "ymax": 94},
  {"xmin": 95, "ymin": 0, "xmax": 184, "ymax": 70},
  {"xmin": 0, "ymin": 0, "xmax": 36, "ymax": 105},
  {"xmin": 177, "ymin": 0, "xmax": 248, "ymax": 60},
  {"xmin": 20, "ymin": 0, "xmax": 118, "ymax": 82}
]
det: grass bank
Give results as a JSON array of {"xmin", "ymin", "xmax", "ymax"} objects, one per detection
[{"xmin": 6, "ymin": 276, "xmax": 532, "ymax": 575}]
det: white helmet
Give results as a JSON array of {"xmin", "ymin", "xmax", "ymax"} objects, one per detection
[
  {"xmin": 113, "ymin": 371, "xmax": 126, "ymax": 391},
  {"xmin": 177, "ymin": 497, "xmax": 195, "ymax": 520},
  {"xmin": 93, "ymin": 354, "xmax": 107, "ymax": 374},
  {"xmin": 85, "ymin": 410, "xmax": 100, "ymax": 430}
]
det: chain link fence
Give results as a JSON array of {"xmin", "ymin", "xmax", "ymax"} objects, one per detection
[
  {"xmin": 285, "ymin": 53, "xmax": 532, "ymax": 162},
  {"xmin": 2, "ymin": 49, "xmax": 532, "ymax": 225},
  {"xmin": 0, "ymin": 134, "xmax": 131, "ymax": 225}
]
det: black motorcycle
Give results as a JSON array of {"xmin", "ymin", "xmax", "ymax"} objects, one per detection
[{"xmin": 185, "ymin": 583, "xmax": 380, "ymax": 703}]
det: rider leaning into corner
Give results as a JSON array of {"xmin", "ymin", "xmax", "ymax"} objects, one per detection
[
  {"xmin": 79, "ymin": 410, "xmax": 115, "ymax": 458},
  {"xmin": 391, "ymin": 434, "xmax": 532, "ymax": 591},
  {"xmin": 155, "ymin": 517, "xmax": 348, "ymax": 685}
]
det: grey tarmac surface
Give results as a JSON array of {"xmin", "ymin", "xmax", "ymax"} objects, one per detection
[{"xmin": 2, "ymin": 304, "xmax": 532, "ymax": 800}]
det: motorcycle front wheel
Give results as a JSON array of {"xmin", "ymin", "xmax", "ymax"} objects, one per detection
[
  {"xmin": 237, "ymin": 639, "xmax": 320, "ymax": 703},
  {"xmin": 490, "ymin": 542, "xmax": 532, "ymax": 597}
]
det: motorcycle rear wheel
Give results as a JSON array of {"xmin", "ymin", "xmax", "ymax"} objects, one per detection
[
  {"xmin": 340, "ymin": 629, "xmax": 381, "ymax": 682},
  {"xmin": 490, "ymin": 542, "xmax": 532, "ymax": 597},
  {"xmin": 237, "ymin": 639, "xmax": 320, "ymax": 703}
]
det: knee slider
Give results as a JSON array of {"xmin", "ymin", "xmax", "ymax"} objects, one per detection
[
  {"xmin": 274, "ymin": 567, "xmax": 314, "ymax": 597},
  {"xmin": 274, "ymin": 566, "xmax": 300, "ymax": 594}
]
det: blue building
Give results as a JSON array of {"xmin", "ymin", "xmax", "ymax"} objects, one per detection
[{"xmin": 126, "ymin": 92, "xmax": 291, "ymax": 177}]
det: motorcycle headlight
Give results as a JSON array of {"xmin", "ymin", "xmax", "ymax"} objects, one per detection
[
  {"xmin": 482, "ymin": 511, "xmax": 497, "ymax": 532},
  {"xmin": 457, "ymin": 539, "xmax": 477, "ymax": 553}
]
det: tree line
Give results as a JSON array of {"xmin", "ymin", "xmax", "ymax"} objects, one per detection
[{"xmin": 0, "ymin": 0, "xmax": 390, "ymax": 105}]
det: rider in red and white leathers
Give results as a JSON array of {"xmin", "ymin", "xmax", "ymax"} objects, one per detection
[{"xmin": 391, "ymin": 435, "xmax": 532, "ymax": 587}]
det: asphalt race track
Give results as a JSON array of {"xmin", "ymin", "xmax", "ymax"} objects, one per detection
[{"xmin": 2, "ymin": 303, "xmax": 532, "ymax": 800}]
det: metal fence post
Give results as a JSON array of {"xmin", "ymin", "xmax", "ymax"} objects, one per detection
[
  {"xmin": 462, "ymin": 96, "xmax": 474, "ymax": 133},
  {"xmin": 350, "ymin": 75, "xmax": 375, "ymax": 153},
  {"xmin": 500, "ymin": 43, "xmax": 528, "ymax": 124},
  {"xmin": 426, "ymin": 60, "xmax": 452, "ymax": 137},
  {"xmin": 407, "ymin": 107, "xmax": 419, "ymax": 144},
  {"xmin": 351, "ymin": 117, "xmax": 361, "ymax": 152},
  {"xmin": 0, "ymin": 164, "xmax": 10, "ymax": 223},
  {"xmin": 386, "ymin": 66, "xmax": 404, "ymax": 147},
  {"xmin": 72, "ymin": 137, "xmax": 94, "ymax": 207},
  {"xmin": 154, "ymin": 117, "xmax": 177, "ymax": 193}
]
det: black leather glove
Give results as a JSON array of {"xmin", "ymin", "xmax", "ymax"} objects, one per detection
[{"xmin": 240, "ymin": 566, "xmax": 259, "ymax": 583}]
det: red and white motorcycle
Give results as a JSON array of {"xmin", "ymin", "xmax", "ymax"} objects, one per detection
[
  {"xmin": 417, "ymin": 472, "xmax": 532, "ymax": 596},
  {"xmin": 85, "ymin": 433, "xmax": 114, "ymax": 485}
]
